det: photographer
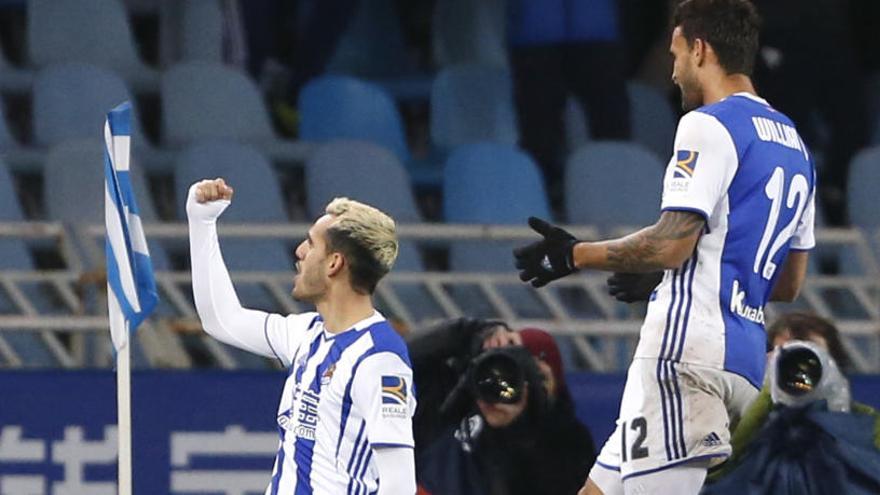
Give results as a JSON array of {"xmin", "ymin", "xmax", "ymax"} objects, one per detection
[
  {"xmin": 702, "ymin": 312, "xmax": 880, "ymax": 493},
  {"xmin": 408, "ymin": 318, "xmax": 596, "ymax": 495}
]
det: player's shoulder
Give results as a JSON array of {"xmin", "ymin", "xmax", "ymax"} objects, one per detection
[
  {"xmin": 284, "ymin": 311, "xmax": 322, "ymax": 331},
  {"xmin": 364, "ymin": 319, "xmax": 409, "ymax": 357}
]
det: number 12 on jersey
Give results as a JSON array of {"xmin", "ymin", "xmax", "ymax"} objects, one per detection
[{"xmin": 754, "ymin": 166, "xmax": 809, "ymax": 280}]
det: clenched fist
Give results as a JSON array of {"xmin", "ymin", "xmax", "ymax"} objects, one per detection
[
  {"xmin": 193, "ymin": 178, "xmax": 234, "ymax": 203},
  {"xmin": 186, "ymin": 178, "xmax": 234, "ymax": 223}
]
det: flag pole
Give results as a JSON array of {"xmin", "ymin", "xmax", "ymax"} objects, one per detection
[{"xmin": 116, "ymin": 320, "xmax": 132, "ymax": 495}]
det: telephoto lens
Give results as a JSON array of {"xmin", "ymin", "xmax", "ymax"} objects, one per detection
[
  {"xmin": 776, "ymin": 346, "xmax": 822, "ymax": 396},
  {"xmin": 769, "ymin": 340, "xmax": 851, "ymax": 412},
  {"xmin": 468, "ymin": 347, "xmax": 534, "ymax": 404}
]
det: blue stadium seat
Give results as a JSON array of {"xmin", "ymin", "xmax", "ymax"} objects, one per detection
[
  {"xmin": 566, "ymin": 141, "xmax": 664, "ymax": 233},
  {"xmin": 27, "ymin": 0, "xmax": 158, "ymax": 92},
  {"xmin": 847, "ymin": 146, "xmax": 880, "ymax": 268},
  {"xmin": 162, "ymin": 62, "xmax": 276, "ymax": 146},
  {"xmin": 305, "ymin": 140, "xmax": 446, "ymax": 322},
  {"xmin": 564, "ymin": 82, "xmax": 677, "ymax": 161},
  {"xmin": 170, "ymin": 0, "xmax": 224, "ymax": 63},
  {"xmin": 32, "ymin": 64, "xmax": 148, "ymax": 148},
  {"xmin": 304, "ymin": 141, "xmax": 421, "ymax": 225},
  {"xmin": 848, "ymin": 146, "xmax": 880, "ymax": 231},
  {"xmin": 443, "ymin": 143, "xmax": 554, "ymax": 319},
  {"xmin": 430, "ymin": 64, "xmax": 518, "ymax": 150},
  {"xmin": 299, "ymin": 75, "xmax": 411, "ymax": 163}
]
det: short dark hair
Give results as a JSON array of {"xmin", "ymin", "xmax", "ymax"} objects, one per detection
[
  {"xmin": 767, "ymin": 312, "xmax": 852, "ymax": 372},
  {"xmin": 673, "ymin": 0, "xmax": 761, "ymax": 76},
  {"xmin": 324, "ymin": 227, "xmax": 389, "ymax": 295}
]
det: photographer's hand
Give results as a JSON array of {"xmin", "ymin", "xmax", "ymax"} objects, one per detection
[{"xmin": 482, "ymin": 326, "xmax": 522, "ymax": 349}]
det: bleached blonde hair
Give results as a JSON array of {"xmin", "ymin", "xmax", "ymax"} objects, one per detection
[{"xmin": 325, "ymin": 197, "xmax": 399, "ymax": 293}]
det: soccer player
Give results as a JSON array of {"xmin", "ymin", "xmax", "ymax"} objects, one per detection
[
  {"xmin": 187, "ymin": 178, "xmax": 416, "ymax": 494},
  {"xmin": 513, "ymin": 1, "xmax": 815, "ymax": 493}
]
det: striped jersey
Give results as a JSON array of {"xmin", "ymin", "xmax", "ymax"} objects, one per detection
[
  {"xmin": 634, "ymin": 93, "xmax": 816, "ymax": 388},
  {"xmin": 262, "ymin": 310, "xmax": 416, "ymax": 494}
]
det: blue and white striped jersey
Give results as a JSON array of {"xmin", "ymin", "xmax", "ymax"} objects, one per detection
[
  {"xmin": 263, "ymin": 311, "xmax": 415, "ymax": 494},
  {"xmin": 635, "ymin": 93, "xmax": 816, "ymax": 388}
]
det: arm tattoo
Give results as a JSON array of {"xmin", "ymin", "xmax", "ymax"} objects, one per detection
[{"xmin": 606, "ymin": 211, "xmax": 704, "ymax": 272}]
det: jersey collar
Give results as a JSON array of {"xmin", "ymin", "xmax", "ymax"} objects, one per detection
[{"xmin": 731, "ymin": 92, "xmax": 769, "ymax": 105}]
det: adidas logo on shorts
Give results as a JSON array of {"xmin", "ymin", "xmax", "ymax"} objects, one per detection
[{"xmin": 702, "ymin": 432, "xmax": 723, "ymax": 447}]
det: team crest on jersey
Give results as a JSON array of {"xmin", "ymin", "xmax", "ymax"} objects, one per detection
[
  {"xmin": 321, "ymin": 363, "xmax": 336, "ymax": 385},
  {"xmin": 674, "ymin": 150, "xmax": 699, "ymax": 179}
]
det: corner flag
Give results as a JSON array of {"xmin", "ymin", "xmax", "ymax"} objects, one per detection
[{"xmin": 104, "ymin": 101, "xmax": 157, "ymax": 351}]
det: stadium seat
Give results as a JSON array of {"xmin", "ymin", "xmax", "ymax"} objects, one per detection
[
  {"xmin": 564, "ymin": 82, "xmax": 677, "ymax": 161},
  {"xmin": 305, "ymin": 139, "xmax": 423, "ymax": 271},
  {"xmin": 161, "ymin": 62, "xmax": 307, "ymax": 164},
  {"xmin": 161, "ymin": 0, "xmax": 224, "ymax": 64},
  {"xmin": 430, "ymin": 64, "xmax": 518, "ymax": 150},
  {"xmin": 299, "ymin": 75, "xmax": 411, "ymax": 163},
  {"xmin": 162, "ymin": 62, "xmax": 275, "ymax": 145},
  {"xmin": 432, "ymin": 0, "xmax": 507, "ymax": 68},
  {"xmin": 27, "ymin": 0, "xmax": 158, "ymax": 92},
  {"xmin": 847, "ymin": 146, "xmax": 880, "ymax": 266},
  {"xmin": 304, "ymin": 140, "xmax": 421, "ymax": 225},
  {"xmin": 305, "ymin": 140, "xmax": 447, "ymax": 322},
  {"xmin": 848, "ymin": 146, "xmax": 880, "ymax": 231},
  {"xmin": 32, "ymin": 64, "xmax": 149, "ymax": 148},
  {"xmin": 565, "ymin": 141, "xmax": 664, "ymax": 233},
  {"xmin": 443, "ymin": 143, "xmax": 554, "ymax": 319}
]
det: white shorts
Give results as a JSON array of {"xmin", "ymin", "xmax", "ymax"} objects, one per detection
[{"xmin": 594, "ymin": 358, "xmax": 759, "ymax": 482}]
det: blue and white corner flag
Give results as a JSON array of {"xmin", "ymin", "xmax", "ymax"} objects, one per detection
[{"xmin": 104, "ymin": 102, "xmax": 157, "ymax": 352}]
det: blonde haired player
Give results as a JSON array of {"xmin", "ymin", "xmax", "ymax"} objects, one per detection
[{"xmin": 187, "ymin": 178, "xmax": 416, "ymax": 494}]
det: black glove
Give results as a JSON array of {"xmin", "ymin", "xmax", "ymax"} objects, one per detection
[
  {"xmin": 513, "ymin": 217, "xmax": 579, "ymax": 288},
  {"xmin": 606, "ymin": 272, "xmax": 663, "ymax": 303}
]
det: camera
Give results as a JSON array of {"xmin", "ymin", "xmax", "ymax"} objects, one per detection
[
  {"xmin": 439, "ymin": 345, "xmax": 545, "ymax": 414},
  {"xmin": 468, "ymin": 346, "xmax": 537, "ymax": 404},
  {"xmin": 769, "ymin": 340, "xmax": 850, "ymax": 412}
]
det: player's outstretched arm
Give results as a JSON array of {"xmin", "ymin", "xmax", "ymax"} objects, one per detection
[
  {"xmin": 514, "ymin": 212, "xmax": 704, "ymax": 287},
  {"xmin": 187, "ymin": 178, "xmax": 281, "ymax": 358}
]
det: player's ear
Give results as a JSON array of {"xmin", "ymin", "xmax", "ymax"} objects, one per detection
[
  {"xmin": 693, "ymin": 38, "xmax": 707, "ymax": 67},
  {"xmin": 326, "ymin": 252, "xmax": 345, "ymax": 277}
]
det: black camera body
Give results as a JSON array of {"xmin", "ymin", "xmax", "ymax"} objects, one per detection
[
  {"xmin": 440, "ymin": 344, "xmax": 547, "ymax": 417},
  {"xmin": 468, "ymin": 346, "xmax": 538, "ymax": 405}
]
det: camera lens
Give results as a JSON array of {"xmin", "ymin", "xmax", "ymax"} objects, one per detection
[
  {"xmin": 471, "ymin": 351, "xmax": 525, "ymax": 404},
  {"xmin": 777, "ymin": 347, "xmax": 823, "ymax": 396}
]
